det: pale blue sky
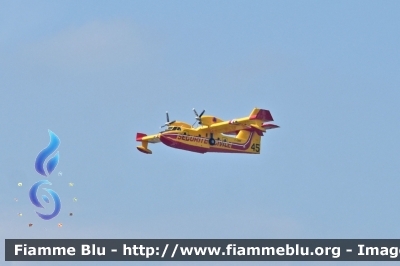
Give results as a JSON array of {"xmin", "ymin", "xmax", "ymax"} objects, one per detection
[{"xmin": 1, "ymin": 1, "xmax": 400, "ymax": 265}]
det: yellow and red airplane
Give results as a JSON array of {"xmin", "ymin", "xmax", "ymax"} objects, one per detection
[{"xmin": 136, "ymin": 108, "xmax": 278, "ymax": 154}]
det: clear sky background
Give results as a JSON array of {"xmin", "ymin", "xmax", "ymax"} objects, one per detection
[{"xmin": 1, "ymin": 1, "xmax": 400, "ymax": 265}]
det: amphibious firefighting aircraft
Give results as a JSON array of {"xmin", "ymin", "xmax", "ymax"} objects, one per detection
[{"xmin": 136, "ymin": 108, "xmax": 279, "ymax": 154}]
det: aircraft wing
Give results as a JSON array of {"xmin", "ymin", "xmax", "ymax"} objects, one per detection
[
  {"xmin": 136, "ymin": 133, "xmax": 160, "ymax": 154},
  {"xmin": 198, "ymin": 108, "xmax": 275, "ymax": 134},
  {"xmin": 136, "ymin": 133, "xmax": 160, "ymax": 143}
]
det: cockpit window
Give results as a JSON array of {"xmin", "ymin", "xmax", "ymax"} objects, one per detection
[{"xmin": 161, "ymin": 126, "xmax": 181, "ymax": 133}]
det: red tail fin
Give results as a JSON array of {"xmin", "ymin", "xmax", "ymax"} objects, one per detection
[{"xmin": 249, "ymin": 109, "xmax": 274, "ymax": 122}]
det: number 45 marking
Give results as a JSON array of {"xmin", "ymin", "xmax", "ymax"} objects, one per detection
[{"xmin": 251, "ymin": 143, "xmax": 260, "ymax": 152}]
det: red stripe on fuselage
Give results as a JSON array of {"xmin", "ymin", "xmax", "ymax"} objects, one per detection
[
  {"xmin": 209, "ymin": 132, "xmax": 254, "ymax": 153},
  {"xmin": 160, "ymin": 134, "xmax": 208, "ymax": 153},
  {"xmin": 160, "ymin": 132, "xmax": 255, "ymax": 153}
]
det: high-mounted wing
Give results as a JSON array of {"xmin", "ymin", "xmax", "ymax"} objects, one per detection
[{"xmin": 198, "ymin": 108, "xmax": 277, "ymax": 135}]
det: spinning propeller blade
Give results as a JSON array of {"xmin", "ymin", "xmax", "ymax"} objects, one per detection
[
  {"xmin": 193, "ymin": 108, "xmax": 199, "ymax": 117},
  {"xmin": 161, "ymin": 111, "xmax": 176, "ymax": 128},
  {"xmin": 192, "ymin": 108, "xmax": 205, "ymax": 126}
]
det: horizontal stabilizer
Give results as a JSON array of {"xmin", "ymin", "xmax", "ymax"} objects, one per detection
[
  {"xmin": 250, "ymin": 124, "xmax": 266, "ymax": 132},
  {"xmin": 262, "ymin": 123, "xmax": 279, "ymax": 130},
  {"xmin": 248, "ymin": 124, "xmax": 265, "ymax": 136}
]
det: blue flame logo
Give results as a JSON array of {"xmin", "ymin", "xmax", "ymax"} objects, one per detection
[
  {"xmin": 31, "ymin": 130, "xmax": 61, "ymax": 220},
  {"xmin": 35, "ymin": 130, "xmax": 60, "ymax": 176}
]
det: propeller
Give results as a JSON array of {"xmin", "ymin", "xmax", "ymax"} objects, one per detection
[
  {"xmin": 192, "ymin": 108, "xmax": 205, "ymax": 126},
  {"xmin": 160, "ymin": 111, "xmax": 176, "ymax": 128}
]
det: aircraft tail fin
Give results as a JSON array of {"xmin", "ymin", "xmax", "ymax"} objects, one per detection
[
  {"xmin": 236, "ymin": 129, "xmax": 262, "ymax": 154},
  {"xmin": 249, "ymin": 108, "xmax": 274, "ymax": 122},
  {"xmin": 236, "ymin": 129, "xmax": 251, "ymax": 140}
]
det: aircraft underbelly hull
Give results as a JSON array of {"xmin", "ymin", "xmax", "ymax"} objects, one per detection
[
  {"xmin": 160, "ymin": 133, "xmax": 256, "ymax": 154},
  {"xmin": 160, "ymin": 134, "xmax": 208, "ymax": 153}
]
